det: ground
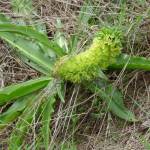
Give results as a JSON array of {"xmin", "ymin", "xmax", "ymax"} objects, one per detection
[{"xmin": 0, "ymin": 0, "xmax": 150, "ymax": 149}]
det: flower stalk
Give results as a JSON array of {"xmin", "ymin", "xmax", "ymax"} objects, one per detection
[
  {"xmin": 54, "ymin": 27, "xmax": 150, "ymax": 83},
  {"xmin": 54, "ymin": 27, "xmax": 122, "ymax": 83}
]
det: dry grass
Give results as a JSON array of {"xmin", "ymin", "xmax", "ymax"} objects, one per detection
[{"xmin": 0, "ymin": 0, "xmax": 150, "ymax": 149}]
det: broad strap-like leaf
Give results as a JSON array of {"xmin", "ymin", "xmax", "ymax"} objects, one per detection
[
  {"xmin": 0, "ymin": 14, "xmax": 54, "ymax": 74},
  {"xmin": 87, "ymin": 82, "xmax": 137, "ymax": 121},
  {"xmin": 41, "ymin": 96, "xmax": 56, "ymax": 150},
  {"xmin": 9, "ymin": 102, "xmax": 35, "ymax": 149},
  {"xmin": 8, "ymin": 90, "xmax": 45, "ymax": 149},
  {"xmin": 0, "ymin": 24, "xmax": 65, "ymax": 57},
  {"xmin": 0, "ymin": 77, "xmax": 51, "ymax": 105},
  {"xmin": 0, "ymin": 32, "xmax": 53, "ymax": 73},
  {"xmin": 0, "ymin": 93, "xmax": 36, "ymax": 129},
  {"xmin": 109, "ymin": 54, "xmax": 150, "ymax": 71},
  {"xmin": 8, "ymin": 78, "xmax": 58, "ymax": 149}
]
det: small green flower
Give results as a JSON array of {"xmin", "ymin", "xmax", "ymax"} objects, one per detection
[{"xmin": 54, "ymin": 27, "xmax": 122, "ymax": 83}]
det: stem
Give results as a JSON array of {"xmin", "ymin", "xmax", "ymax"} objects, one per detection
[{"xmin": 109, "ymin": 54, "xmax": 150, "ymax": 71}]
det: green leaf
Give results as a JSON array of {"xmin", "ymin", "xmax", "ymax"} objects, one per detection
[
  {"xmin": 98, "ymin": 69, "xmax": 108, "ymax": 80},
  {"xmin": 12, "ymin": 0, "xmax": 56, "ymax": 58},
  {"xmin": 0, "ymin": 93, "xmax": 36, "ymax": 129},
  {"xmin": 87, "ymin": 82, "xmax": 137, "ymax": 121},
  {"xmin": 11, "ymin": 0, "xmax": 47, "ymax": 34},
  {"xmin": 11, "ymin": 0, "xmax": 34, "ymax": 26},
  {"xmin": 0, "ymin": 77, "xmax": 51, "ymax": 105},
  {"xmin": 12, "ymin": 0, "xmax": 34, "ymax": 16},
  {"xmin": 9, "ymin": 103, "xmax": 35, "ymax": 149},
  {"xmin": 0, "ymin": 32, "xmax": 53, "ymax": 73},
  {"xmin": 8, "ymin": 79, "xmax": 56, "ymax": 149},
  {"xmin": 140, "ymin": 136, "xmax": 150, "ymax": 150},
  {"xmin": 0, "ymin": 14, "xmax": 54, "ymax": 74},
  {"xmin": 105, "ymin": 84, "xmax": 124, "ymax": 106},
  {"xmin": 57, "ymin": 82, "xmax": 65, "ymax": 103},
  {"xmin": 20, "ymin": 55, "xmax": 52, "ymax": 75},
  {"xmin": 68, "ymin": 34, "xmax": 79, "ymax": 52},
  {"xmin": 60, "ymin": 142, "xmax": 77, "ymax": 150},
  {"xmin": 68, "ymin": 0, "xmax": 94, "ymax": 52},
  {"xmin": 109, "ymin": 54, "xmax": 150, "ymax": 71},
  {"xmin": 55, "ymin": 19, "xmax": 69, "ymax": 53},
  {"xmin": 0, "ymin": 14, "xmax": 10, "ymax": 24},
  {"xmin": 78, "ymin": 0, "xmax": 94, "ymax": 27},
  {"xmin": 0, "ymin": 24, "xmax": 65, "ymax": 57},
  {"xmin": 41, "ymin": 96, "xmax": 56, "ymax": 150},
  {"xmin": 8, "ymin": 91, "xmax": 43, "ymax": 149}
]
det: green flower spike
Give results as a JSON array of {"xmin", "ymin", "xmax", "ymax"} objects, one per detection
[{"xmin": 54, "ymin": 27, "xmax": 122, "ymax": 83}]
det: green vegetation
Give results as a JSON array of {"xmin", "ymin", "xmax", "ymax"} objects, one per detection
[
  {"xmin": 54, "ymin": 27, "xmax": 122, "ymax": 83},
  {"xmin": 0, "ymin": 0, "xmax": 149, "ymax": 149}
]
